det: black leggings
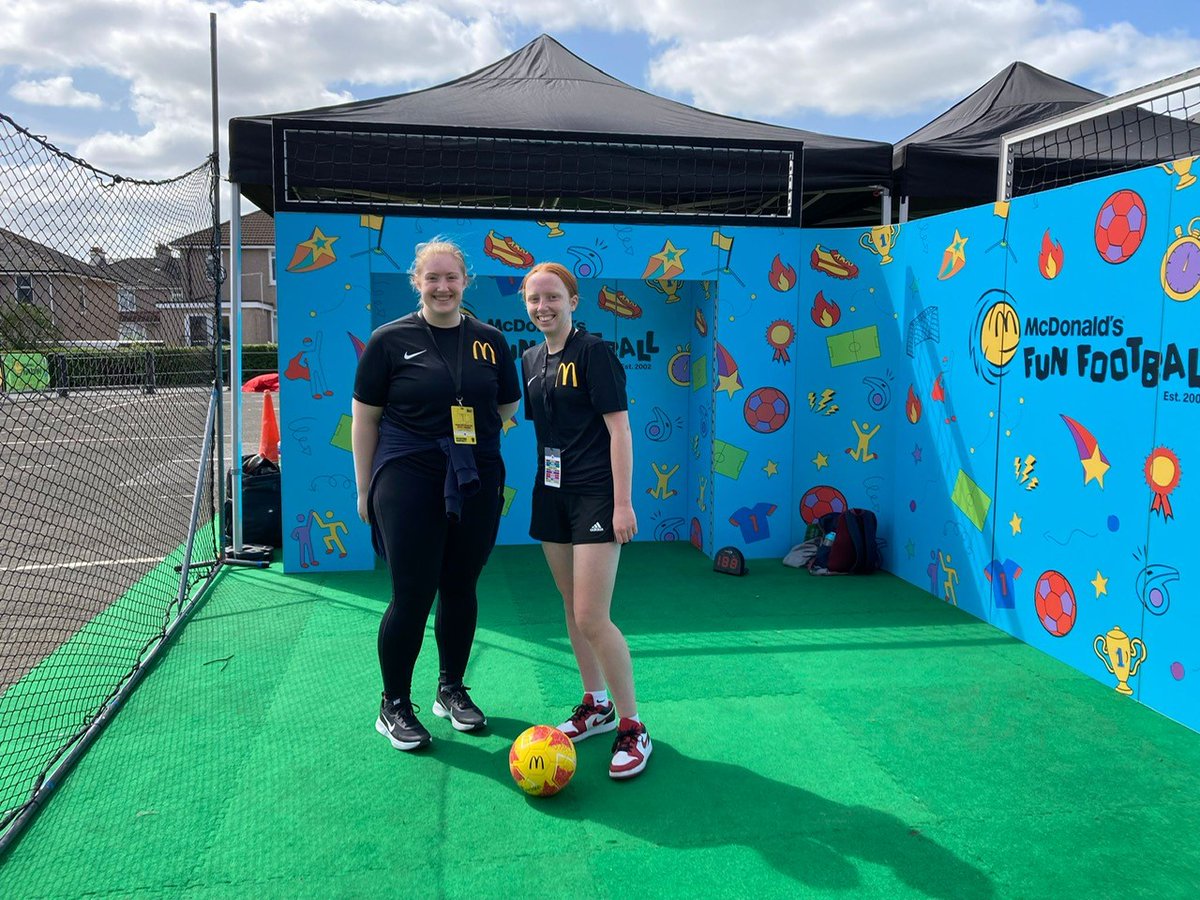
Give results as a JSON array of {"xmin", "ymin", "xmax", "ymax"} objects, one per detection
[{"xmin": 372, "ymin": 452, "xmax": 504, "ymax": 701}]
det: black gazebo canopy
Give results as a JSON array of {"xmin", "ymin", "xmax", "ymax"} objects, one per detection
[{"xmin": 229, "ymin": 35, "xmax": 893, "ymax": 226}]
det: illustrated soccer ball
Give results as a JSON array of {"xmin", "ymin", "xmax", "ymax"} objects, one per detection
[
  {"xmin": 1034, "ymin": 570, "xmax": 1076, "ymax": 637},
  {"xmin": 1094, "ymin": 189, "xmax": 1146, "ymax": 264},
  {"xmin": 799, "ymin": 485, "xmax": 848, "ymax": 524},
  {"xmin": 744, "ymin": 387, "xmax": 790, "ymax": 434},
  {"xmin": 509, "ymin": 725, "xmax": 577, "ymax": 797}
]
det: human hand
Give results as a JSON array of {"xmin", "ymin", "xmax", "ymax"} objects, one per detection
[
  {"xmin": 613, "ymin": 503, "xmax": 637, "ymax": 544},
  {"xmin": 357, "ymin": 493, "xmax": 370, "ymax": 524}
]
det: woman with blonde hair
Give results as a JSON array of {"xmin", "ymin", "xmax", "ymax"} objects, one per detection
[{"xmin": 353, "ymin": 238, "xmax": 520, "ymax": 751}]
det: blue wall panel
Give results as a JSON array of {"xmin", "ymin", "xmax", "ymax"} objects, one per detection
[{"xmin": 272, "ymin": 157, "xmax": 1200, "ymax": 733}]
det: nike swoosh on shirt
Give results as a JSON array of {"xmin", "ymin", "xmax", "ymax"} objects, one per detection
[{"xmin": 403, "ymin": 349, "xmax": 427, "ymax": 360}]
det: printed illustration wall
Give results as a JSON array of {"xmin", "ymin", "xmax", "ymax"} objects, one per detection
[
  {"xmin": 273, "ymin": 216, "xmax": 806, "ymax": 573},
  {"xmin": 785, "ymin": 161, "xmax": 1198, "ymax": 732},
  {"xmin": 271, "ymin": 157, "xmax": 1200, "ymax": 732}
]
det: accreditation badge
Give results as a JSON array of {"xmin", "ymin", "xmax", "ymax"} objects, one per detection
[
  {"xmin": 544, "ymin": 447, "xmax": 562, "ymax": 488},
  {"xmin": 451, "ymin": 405, "xmax": 477, "ymax": 445}
]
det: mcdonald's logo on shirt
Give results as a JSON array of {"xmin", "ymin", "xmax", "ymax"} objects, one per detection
[
  {"xmin": 471, "ymin": 340, "xmax": 497, "ymax": 364},
  {"xmin": 556, "ymin": 362, "xmax": 577, "ymax": 388}
]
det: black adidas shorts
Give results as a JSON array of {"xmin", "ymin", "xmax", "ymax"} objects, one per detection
[{"xmin": 529, "ymin": 489, "xmax": 614, "ymax": 544}]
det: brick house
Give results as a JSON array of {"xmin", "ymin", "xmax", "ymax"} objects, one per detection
[
  {"xmin": 0, "ymin": 228, "xmax": 119, "ymax": 344},
  {"xmin": 172, "ymin": 211, "xmax": 276, "ymax": 346}
]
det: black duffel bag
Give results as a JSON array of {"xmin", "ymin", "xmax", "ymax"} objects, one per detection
[{"xmin": 224, "ymin": 454, "xmax": 282, "ymax": 548}]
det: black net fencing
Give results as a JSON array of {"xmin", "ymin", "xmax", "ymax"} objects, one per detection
[
  {"xmin": 1004, "ymin": 67, "xmax": 1200, "ymax": 200},
  {"xmin": 0, "ymin": 112, "xmax": 222, "ymax": 846},
  {"xmin": 275, "ymin": 122, "xmax": 801, "ymax": 224}
]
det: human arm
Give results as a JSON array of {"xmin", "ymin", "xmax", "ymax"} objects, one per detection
[
  {"xmin": 602, "ymin": 409, "xmax": 637, "ymax": 543},
  {"xmin": 351, "ymin": 399, "xmax": 383, "ymax": 523}
]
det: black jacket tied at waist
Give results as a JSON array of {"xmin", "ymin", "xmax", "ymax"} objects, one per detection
[{"xmin": 367, "ymin": 417, "xmax": 499, "ymax": 556}]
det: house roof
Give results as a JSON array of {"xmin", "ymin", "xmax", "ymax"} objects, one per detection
[
  {"xmin": 228, "ymin": 34, "xmax": 893, "ymax": 219},
  {"xmin": 105, "ymin": 252, "xmax": 184, "ymax": 291},
  {"xmin": 0, "ymin": 228, "xmax": 111, "ymax": 279},
  {"xmin": 173, "ymin": 210, "xmax": 275, "ymax": 248}
]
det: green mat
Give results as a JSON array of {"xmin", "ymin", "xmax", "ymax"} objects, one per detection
[{"xmin": 2, "ymin": 543, "xmax": 1199, "ymax": 897}]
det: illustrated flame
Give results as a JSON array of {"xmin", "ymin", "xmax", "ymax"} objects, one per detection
[
  {"xmin": 906, "ymin": 385, "xmax": 922, "ymax": 423},
  {"xmin": 1039, "ymin": 230, "xmax": 1064, "ymax": 279},
  {"xmin": 810, "ymin": 291, "xmax": 841, "ymax": 328},
  {"xmin": 769, "ymin": 254, "xmax": 797, "ymax": 292}
]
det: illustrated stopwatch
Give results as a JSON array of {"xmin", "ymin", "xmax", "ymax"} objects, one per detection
[{"xmin": 1162, "ymin": 216, "xmax": 1200, "ymax": 302}]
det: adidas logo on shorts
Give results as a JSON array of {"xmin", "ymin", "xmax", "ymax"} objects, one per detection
[{"xmin": 589, "ymin": 522, "xmax": 604, "ymax": 533}]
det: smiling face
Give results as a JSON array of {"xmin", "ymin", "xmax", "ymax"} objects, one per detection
[
  {"xmin": 413, "ymin": 252, "xmax": 466, "ymax": 322},
  {"xmin": 981, "ymin": 301, "xmax": 1021, "ymax": 367},
  {"xmin": 523, "ymin": 269, "xmax": 577, "ymax": 342}
]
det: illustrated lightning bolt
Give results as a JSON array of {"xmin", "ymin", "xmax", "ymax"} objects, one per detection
[{"xmin": 808, "ymin": 389, "xmax": 837, "ymax": 414}]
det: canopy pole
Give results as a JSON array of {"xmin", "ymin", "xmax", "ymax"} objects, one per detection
[
  {"xmin": 899, "ymin": 196, "xmax": 909, "ymax": 224},
  {"xmin": 880, "ymin": 188, "xmax": 892, "ymax": 225},
  {"xmin": 229, "ymin": 185, "xmax": 244, "ymax": 552},
  {"xmin": 209, "ymin": 12, "xmax": 228, "ymax": 547}
]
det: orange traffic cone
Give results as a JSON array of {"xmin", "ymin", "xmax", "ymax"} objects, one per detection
[{"xmin": 259, "ymin": 391, "xmax": 280, "ymax": 463}]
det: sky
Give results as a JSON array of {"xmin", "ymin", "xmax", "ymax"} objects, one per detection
[{"xmin": 1, "ymin": 0, "xmax": 1198, "ymax": 192}]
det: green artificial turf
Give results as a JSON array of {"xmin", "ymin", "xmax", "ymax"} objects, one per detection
[{"xmin": 2, "ymin": 543, "xmax": 1199, "ymax": 898}]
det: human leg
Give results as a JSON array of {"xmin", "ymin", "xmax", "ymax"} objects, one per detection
[
  {"xmin": 542, "ymin": 540, "xmax": 617, "ymax": 741},
  {"xmin": 371, "ymin": 458, "xmax": 447, "ymax": 749},
  {"xmin": 430, "ymin": 459, "xmax": 504, "ymax": 730},
  {"xmin": 568, "ymin": 541, "xmax": 638, "ymax": 719}
]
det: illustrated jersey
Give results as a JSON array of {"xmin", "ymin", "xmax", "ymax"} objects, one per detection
[
  {"xmin": 522, "ymin": 328, "xmax": 627, "ymax": 492},
  {"xmin": 729, "ymin": 503, "xmax": 776, "ymax": 544},
  {"xmin": 354, "ymin": 312, "xmax": 520, "ymax": 444},
  {"xmin": 984, "ymin": 559, "xmax": 1022, "ymax": 609}
]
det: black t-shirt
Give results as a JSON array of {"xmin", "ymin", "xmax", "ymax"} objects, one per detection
[
  {"xmin": 521, "ymin": 328, "xmax": 627, "ymax": 492},
  {"xmin": 354, "ymin": 311, "xmax": 521, "ymax": 446}
]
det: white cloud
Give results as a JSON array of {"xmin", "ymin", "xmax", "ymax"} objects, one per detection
[
  {"xmin": 636, "ymin": 1, "xmax": 1200, "ymax": 119},
  {"xmin": 485, "ymin": 1, "xmax": 1200, "ymax": 122},
  {"xmin": 0, "ymin": 0, "xmax": 1197, "ymax": 182},
  {"xmin": 0, "ymin": 0, "xmax": 510, "ymax": 178},
  {"xmin": 10, "ymin": 75, "xmax": 105, "ymax": 109}
]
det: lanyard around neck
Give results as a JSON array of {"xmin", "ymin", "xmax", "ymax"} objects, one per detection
[{"xmin": 419, "ymin": 312, "xmax": 467, "ymax": 403}]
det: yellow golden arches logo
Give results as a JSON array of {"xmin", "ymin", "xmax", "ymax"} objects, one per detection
[
  {"xmin": 471, "ymin": 340, "xmax": 497, "ymax": 364},
  {"xmin": 557, "ymin": 362, "xmax": 577, "ymax": 388}
]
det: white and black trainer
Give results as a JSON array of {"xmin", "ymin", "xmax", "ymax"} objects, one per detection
[
  {"xmin": 376, "ymin": 697, "xmax": 432, "ymax": 751},
  {"xmin": 433, "ymin": 682, "xmax": 488, "ymax": 732}
]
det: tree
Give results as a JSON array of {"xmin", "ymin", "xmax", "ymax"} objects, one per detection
[{"xmin": 0, "ymin": 299, "xmax": 62, "ymax": 350}]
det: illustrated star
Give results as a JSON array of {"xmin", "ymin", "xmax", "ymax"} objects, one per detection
[
  {"xmin": 812, "ymin": 452, "xmax": 829, "ymax": 470},
  {"xmin": 912, "ymin": 444, "xmax": 923, "ymax": 463},
  {"xmin": 949, "ymin": 229, "xmax": 968, "ymax": 258},
  {"xmin": 647, "ymin": 239, "xmax": 687, "ymax": 279},
  {"xmin": 1091, "ymin": 570, "xmax": 1109, "ymax": 598},
  {"xmin": 905, "ymin": 538, "xmax": 916, "ymax": 559},
  {"xmin": 1009, "ymin": 512, "xmax": 1022, "ymax": 535},
  {"xmin": 501, "ymin": 416, "xmax": 518, "ymax": 436},
  {"xmin": 298, "ymin": 226, "xmax": 338, "ymax": 264},
  {"xmin": 763, "ymin": 460, "xmax": 779, "ymax": 478},
  {"xmin": 1081, "ymin": 445, "xmax": 1110, "ymax": 488},
  {"xmin": 716, "ymin": 372, "xmax": 742, "ymax": 398}
]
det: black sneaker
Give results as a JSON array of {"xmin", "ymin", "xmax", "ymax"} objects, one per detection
[
  {"xmin": 432, "ymin": 682, "xmax": 487, "ymax": 732},
  {"xmin": 375, "ymin": 697, "xmax": 431, "ymax": 751}
]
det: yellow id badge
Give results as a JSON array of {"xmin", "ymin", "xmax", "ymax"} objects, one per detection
[{"xmin": 451, "ymin": 404, "xmax": 477, "ymax": 445}]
